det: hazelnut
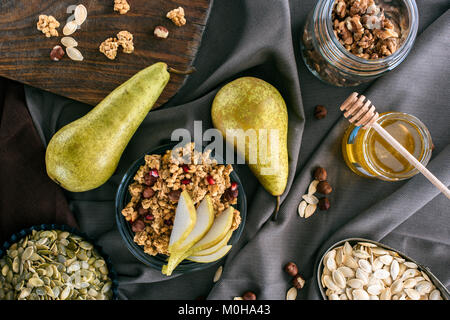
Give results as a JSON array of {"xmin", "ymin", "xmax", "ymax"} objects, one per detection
[
  {"xmin": 242, "ymin": 291, "xmax": 256, "ymax": 300},
  {"xmin": 316, "ymin": 181, "xmax": 332, "ymax": 195},
  {"xmin": 50, "ymin": 45, "xmax": 65, "ymax": 61},
  {"xmin": 314, "ymin": 105, "xmax": 327, "ymax": 119},
  {"xmin": 137, "ymin": 206, "xmax": 148, "ymax": 215},
  {"xmin": 284, "ymin": 262, "xmax": 298, "ymax": 277},
  {"xmin": 314, "ymin": 167, "xmax": 327, "ymax": 181},
  {"xmin": 143, "ymin": 187, "xmax": 155, "ymax": 198},
  {"xmin": 318, "ymin": 197, "xmax": 330, "ymax": 211},
  {"xmin": 131, "ymin": 219, "xmax": 145, "ymax": 232},
  {"xmin": 292, "ymin": 274, "xmax": 305, "ymax": 289},
  {"xmin": 222, "ymin": 188, "xmax": 238, "ymax": 202},
  {"xmin": 168, "ymin": 189, "xmax": 181, "ymax": 202},
  {"xmin": 154, "ymin": 26, "xmax": 169, "ymax": 39},
  {"xmin": 144, "ymin": 173, "xmax": 157, "ymax": 186}
]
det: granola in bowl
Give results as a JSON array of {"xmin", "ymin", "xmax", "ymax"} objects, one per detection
[{"xmin": 120, "ymin": 142, "xmax": 241, "ymax": 257}]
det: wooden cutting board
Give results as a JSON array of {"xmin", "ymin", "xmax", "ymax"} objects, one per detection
[{"xmin": 0, "ymin": 0, "xmax": 212, "ymax": 108}]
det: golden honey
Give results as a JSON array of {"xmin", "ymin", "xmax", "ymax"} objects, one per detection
[{"xmin": 342, "ymin": 112, "xmax": 433, "ymax": 181}]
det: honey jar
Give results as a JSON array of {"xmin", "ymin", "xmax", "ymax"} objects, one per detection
[{"xmin": 342, "ymin": 111, "xmax": 432, "ymax": 181}]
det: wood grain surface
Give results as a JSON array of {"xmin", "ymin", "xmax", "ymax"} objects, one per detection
[{"xmin": 0, "ymin": 0, "xmax": 212, "ymax": 108}]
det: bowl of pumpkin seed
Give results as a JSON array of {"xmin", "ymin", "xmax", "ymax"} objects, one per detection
[
  {"xmin": 317, "ymin": 238, "xmax": 449, "ymax": 301},
  {"xmin": 0, "ymin": 224, "xmax": 118, "ymax": 300}
]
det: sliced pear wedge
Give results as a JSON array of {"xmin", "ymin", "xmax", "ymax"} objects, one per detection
[
  {"xmin": 186, "ymin": 245, "xmax": 232, "ymax": 263},
  {"xmin": 192, "ymin": 229, "xmax": 232, "ymax": 257},
  {"xmin": 174, "ymin": 195, "xmax": 215, "ymax": 253},
  {"xmin": 190, "ymin": 206, "xmax": 234, "ymax": 252},
  {"xmin": 162, "ymin": 206, "xmax": 235, "ymax": 276},
  {"xmin": 168, "ymin": 190, "xmax": 196, "ymax": 253},
  {"xmin": 163, "ymin": 196, "xmax": 215, "ymax": 275}
]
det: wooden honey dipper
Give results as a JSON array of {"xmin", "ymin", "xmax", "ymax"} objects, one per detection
[{"xmin": 340, "ymin": 92, "xmax": 450, "ymax": 199}]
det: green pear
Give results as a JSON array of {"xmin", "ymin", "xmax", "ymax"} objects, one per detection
[
  {"xmin": 45, "ymin": 62, "xmax": 170, "ymax": 192},
  {"xmin": 211, "ymin": 77, "xmax": 289, "ymax": 211}
]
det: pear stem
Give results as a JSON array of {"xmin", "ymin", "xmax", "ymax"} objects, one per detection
[
  {"xmin": 168, "ymin": 66, "xmax": 197, "ymax": 75},
  {"xmin": 271, "ymin": 196, "xmax": 280, "ymax": 221}
]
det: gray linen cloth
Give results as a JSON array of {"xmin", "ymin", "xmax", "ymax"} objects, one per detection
[{"xmin": 25, "ymin": 0, "xmax": 449, "ymax": 299}]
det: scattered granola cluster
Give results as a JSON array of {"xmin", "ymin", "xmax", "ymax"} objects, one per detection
[
  {"xmin": 114, "ymin": 0, "xmax": 130, "ymax": 15},
  {"xmin": 99, "ymin": 31, "xmax": 134, "ymax": 60},
  {"xmin": 121, "ymin": 143, "xmax": 241, "ymax": 256},
  {"xmin": 117, "ymin": 30, "xmax": 134, "ymax": 53},
  {"xmin": 36, "ymin": 15, "xmax": 60, "ymax": 37},
  {"xmin": 332, "ymin": 0, "xmax": 401, "ymax": 59},
  {"xmin": 99, "ymin": 38, "xmax": 120, "ymax": 60},
  {"xmin": 166, "ymin": 7, "xmax": 186, "ymax": 27}
]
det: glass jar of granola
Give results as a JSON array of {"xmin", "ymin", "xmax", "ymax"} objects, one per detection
[{"xmin": 301, "ymin": 0, "xmax": 418, "ymax": 86}]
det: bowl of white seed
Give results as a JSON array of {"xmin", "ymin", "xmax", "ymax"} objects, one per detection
[{"xmin": 317, "ymin": 238, "xmax": 449, "ymax": 300}]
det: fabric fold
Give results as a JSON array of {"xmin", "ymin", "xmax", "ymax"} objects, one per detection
[{"xmin": 0, "ymin": 79, "xmax": 77, "ymax": 244}]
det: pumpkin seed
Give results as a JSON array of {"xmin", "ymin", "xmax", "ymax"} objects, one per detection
[
  {"xmin": 373, "ymin": 269, "xmax": 390, "ymax": 280},
  {"xmin": 429, "ymin": 289, "xmax": 442, "ymax": 300},
  {"xmin": 63, "ymin": 20, "xmax": 77, "ymax": 36},
  {"xmin": 347, "ymin": 278, "xmax": 364, "ymax": 289},
  {"xmin": 343, "ymin": 242, "xmax": 353, "ymax": 256},
  {"xmin": 304, "ymin": 203, "xmax": 317, "ymax": 218},
  {"xmin": 286, "ymin": 287, "xmax": 297, "ymax": 300},
  {"xmin": 367, "ymin": 283, "xmax": 382, "ymax": 295},
  {"xmin": 352, "ymin": 289, "xmax": 369, "ymax": 300},
  {"xmin": 213, "ymin": 266, "xmax": 223, "ymax": 283},
  {"xmin": 391, "ymin": 279, "xmax": 403, "ymax": 293},
  {"xmin": 358, "ymin": 259, "xmax": 372, "ymax": 273},
  {"xmin": 415, "ymin": 281, "xmax": 432, "ymax": 294},
  {"xmin": 66, "ymin": 47, "xmax": 84, "ymax": 61},
  {"xmin": 323, "ymin": 275, "xmax": 340, "ymax": 291},
  {"xmin": 390, "ymin": 259, "xmax": 399, "ymax": 281},
  {"xmin": 405, "ymin": 288, "xmax": 420, "ymax": 300},
  {"xmin": 307, "ymin": 180, "xmax": 319, "ymax": 195},
  {"xmin": 403, "ymin": 278, "xmax": 417, "ymax": 289},
  {"xmin": 332, "ymin": 270, "xmax": 346, "ymax": 289},
  {"xmin": 380, "ymin": 288, "xmax": 391, "ymax": 300},
  {"xmin": 403, "ymin": 262, "xmax": 418, "ymax": 269},
  {"xmin": 74, "ymin": 4, "xmax": 87, "ymax": 25},
  {"xmin": 297, "ymin": 200, "xmax": 307, "ymax": 218},
  {"xmin": 302, "ymin": 194, "xmax": 319, "ymax": 205},
  {"xmin": 22, "ymin": 247, "xmax": 34, "ymax": 260},
  {"xmin": 379, "ymin": 255, "xmax": 393, "ymax": 265},
  {"xmin": 337, "ymin": 266, "xmax": 354, "ymax": 278}
]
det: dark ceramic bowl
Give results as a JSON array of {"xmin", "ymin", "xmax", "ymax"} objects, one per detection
[
  {"xmin": 115, "ymin": 143, "xmax": 247, "ymax": 274},
  {"xmin": 317, "ymin": 238, "xmax": 449, "ymax": 300},
  {"xmin": 0, "ymin": 224, "xmax": 119, "ymax": 300}
]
